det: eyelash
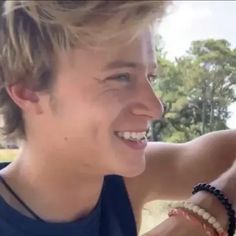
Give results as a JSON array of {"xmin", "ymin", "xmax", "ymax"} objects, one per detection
[
  {"xmin": 106, "ymin": 73, "xmax": 158, "ymax": 84},
  {"xmin": 107, "ymin": 73, "xmax": 131, "ymax": 83},
  {"xmin": 148, "ymin": 74, "xmax": 158, "ymax": 84}
]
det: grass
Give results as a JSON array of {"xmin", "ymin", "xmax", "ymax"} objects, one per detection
[
  {"xmin": 0, "ymin": 149, "xmax": 17, "ymax": 162},
  {"xmin": 140, "ymin": 200, "xmax": 171, "ymax": 235}
]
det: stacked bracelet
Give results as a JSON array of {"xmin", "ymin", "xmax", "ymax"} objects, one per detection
[
  {"xmin": 171, "ymin": 201, "xmax": 227, "ymax": 236},
  {"xmin": 192, "ymin": 183, "xmax": 236, "ymax": 236}
]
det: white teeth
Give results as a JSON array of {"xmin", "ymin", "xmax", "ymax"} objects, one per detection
[
  {"xmin": 131, "ymin": 132, "xmax": 137, "ymax": 139},
  {"xmin": 137, "ymin": 132, "xmax": 146, "ymax": 140},
  {"xmin": 124, "ymin": 132, "xmax": 130, "ymax": 139},
  {"xmin": 116, "ymin": 131, "xmax": 146, "ymax": 141}
]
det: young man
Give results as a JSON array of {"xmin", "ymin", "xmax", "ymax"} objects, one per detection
[{"xmin": 0, "ymin": 1, "xmax": 235, "ymax": 236}]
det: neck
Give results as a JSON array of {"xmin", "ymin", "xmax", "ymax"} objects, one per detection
[{"xmin": 0, "ymin": 143, "xmax": 104, "ymax": 223}]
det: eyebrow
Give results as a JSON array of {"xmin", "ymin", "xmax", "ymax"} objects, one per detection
[{"xmin": 103, "ymin": 60, "xmax": 157, "ymax": 71}]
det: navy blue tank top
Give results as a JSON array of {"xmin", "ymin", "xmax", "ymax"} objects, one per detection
[{"xmin": 0, "ymin": 163, "xmax": 137, "ymax": 236}]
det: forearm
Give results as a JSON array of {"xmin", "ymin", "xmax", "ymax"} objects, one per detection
[
  {"xmin": 142, "ymin": 161, "xmax": 236, "ymax": 236},
  {"xmin": 186, "ymin": 130, "xmax": 236, "ymax": 179}
]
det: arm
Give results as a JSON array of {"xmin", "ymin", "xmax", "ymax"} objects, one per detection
[
  {"xmin": 142, "ymin": 160, "xmax": 236, "ymax": 236},
  {"xmin": 125, "ymin": 129, "xmax": 236, "ymax": 204}
]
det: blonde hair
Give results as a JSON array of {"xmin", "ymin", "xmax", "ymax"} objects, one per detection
[{"xmin": 0, "ymin": 0, "xmax": 170, "ymax": 140}]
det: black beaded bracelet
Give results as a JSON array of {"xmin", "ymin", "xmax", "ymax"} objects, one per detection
[{"xmin": 192, "ymin": 183, "xmax": 236, "ymax": 236}]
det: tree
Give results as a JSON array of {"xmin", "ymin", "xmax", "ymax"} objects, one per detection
[{"xmin": 152, "ymin": 39, "xmax": 236, "ymax": 142}]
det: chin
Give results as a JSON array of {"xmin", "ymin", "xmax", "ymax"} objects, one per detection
[
  {"xmin": 115, "ymin": 157, "xmax": 146, "ymax": 178},
  {"xmin": 106, "ymin": 141, "xmax": 147, "ymax": 177}
]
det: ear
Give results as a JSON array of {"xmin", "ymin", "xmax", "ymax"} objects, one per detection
[{"xmin": 6, "ymin": 82, "xmax": 43, "ymax": 114}]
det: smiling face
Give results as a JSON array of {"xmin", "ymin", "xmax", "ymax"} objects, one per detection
[{"xmin": 30, "ymin": 29, "xmax": 163, "ymax": 177}]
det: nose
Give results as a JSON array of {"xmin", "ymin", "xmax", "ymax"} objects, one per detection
[{"xmin": 131, "ymin": 79, "xmax": 164, "ymax": 120}]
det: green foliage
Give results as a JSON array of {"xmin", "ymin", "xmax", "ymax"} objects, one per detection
[{"xmin": 152, "ymin": 39, "xmax": 236, "ymax": 142}]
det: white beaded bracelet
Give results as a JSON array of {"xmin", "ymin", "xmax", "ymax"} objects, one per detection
[{"xmin": 172, "ymin": 201, "xmax": 226, "ymax": 235}]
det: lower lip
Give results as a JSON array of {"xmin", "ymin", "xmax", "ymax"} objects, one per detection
[{"xmin": 116, "ymin": 135, "xmax": 147, "ymax": 150}]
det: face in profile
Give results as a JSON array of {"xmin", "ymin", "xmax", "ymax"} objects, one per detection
[{"xmin": 37, "ymin": 29, "xmax": 163, "ymax": 177}]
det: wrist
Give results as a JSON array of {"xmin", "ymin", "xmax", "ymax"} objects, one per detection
[
  {"xmin": 189, "ymin": 190, "xmax": 228, "ymax": 230},
  {"xmin": 189, "ymin": 173, "xmax": 236, "ymax": 233},
  {"xmin": 169, "ymin": 208, "xmax": 218, "ymax": 236}
]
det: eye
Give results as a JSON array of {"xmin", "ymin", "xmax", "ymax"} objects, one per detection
[
  {"xmin": 106, "ymin": 73, "xmax": 131, "ymax": 83},
  {"xmin": 147, "ymin": 74, "xmax": 158, "ymax": 85}
]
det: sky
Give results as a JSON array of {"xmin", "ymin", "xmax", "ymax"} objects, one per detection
[{"xmin": 156, "ymin": 1, "xmax": 236, "ymax": 129}]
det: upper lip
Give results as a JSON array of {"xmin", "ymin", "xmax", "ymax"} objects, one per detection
[{"xmin": 115, "ymin": 129, "xmax": 149, "ymax": 133}]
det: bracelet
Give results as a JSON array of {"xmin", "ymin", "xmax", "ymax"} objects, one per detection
[
  {"xmin": 193, "ymin": 183, "xmax": 236, "ymax": 236},
  {"xmin": 172, "ymin": 201, "xmax": 227, "ymax": 236},
  {"xmin": 168, "ymin": 208, "xmax": 217, "ymax": 236}
]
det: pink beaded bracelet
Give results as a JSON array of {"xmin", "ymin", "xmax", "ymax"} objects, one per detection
[
  {"xmin": 168, "ymin": 208, "xmax": 218, "ymax": 236},
  {"xmin": 172, "ymin": 201, "xmax": 228, "ymax": 235}
]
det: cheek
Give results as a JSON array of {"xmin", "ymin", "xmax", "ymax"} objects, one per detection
[
  {"xmin": 53, "ymin": 83, "xmax": 132, "ymax": 140},
  {"xmin": 54, "ymin": 98, "xmax": 109, "ymax": 142},
  {"xmin": 93, "ymin": 96, "xmax": 127, "ymax": 130}
]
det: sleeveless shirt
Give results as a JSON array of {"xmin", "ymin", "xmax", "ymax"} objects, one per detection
[{"xmin": 0, "ymin": 162, "xmax": 137, "ymax": 236}]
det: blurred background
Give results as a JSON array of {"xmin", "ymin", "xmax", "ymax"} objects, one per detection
[
  {"xmin": 141, "ymin": 1, "xmax": 236, "ymax": 234},
  {"xmin": 149, "ymin": 0, "xmax": 236, "ymax": 143}
]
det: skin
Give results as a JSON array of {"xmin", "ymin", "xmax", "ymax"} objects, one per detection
[
  {"xmin": 0, "ymin": 28, "xmax": 163, "ymax": 222},
  {"xmin": 0, "ymin": 27, "xmax": 236, "ymax": 235},
  {"xmin": 126, "ymin": 129, "xmax": 236, "ymax": 232}
]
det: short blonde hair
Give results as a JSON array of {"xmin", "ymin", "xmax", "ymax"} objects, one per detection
[{"xmin": 0, "ymin": 0, "xmax": 170, "ymax": 140}]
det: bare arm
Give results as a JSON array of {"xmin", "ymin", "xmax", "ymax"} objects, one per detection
[
  {"xmin": 126, "ymin": 129, "xmax": 236, "ymax": 204},
  {"xmin": 142, "ymin": 216, "xmax": 209, "ymax": 236},
  {"xmin": 142, "ymin": 160, "xmax": 236, "ymax": 236}
]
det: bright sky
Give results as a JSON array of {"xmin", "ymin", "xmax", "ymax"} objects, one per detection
[{"xmin": 157, "ymin": 1, "xmax": 236, "ymax": 129}]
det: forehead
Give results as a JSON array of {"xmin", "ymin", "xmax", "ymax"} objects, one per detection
[
  {"xmin": 57, "ymin": 29, "xmax": 156, "ymax": 72},
  {"xmin": 109, "ymin": 30, "xmax": 156, "ymax": 65}
]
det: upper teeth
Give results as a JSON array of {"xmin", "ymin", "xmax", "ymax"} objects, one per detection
[{"xmin": 116, "ymin": 131, "xmax": 146, "ymax": 141}]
